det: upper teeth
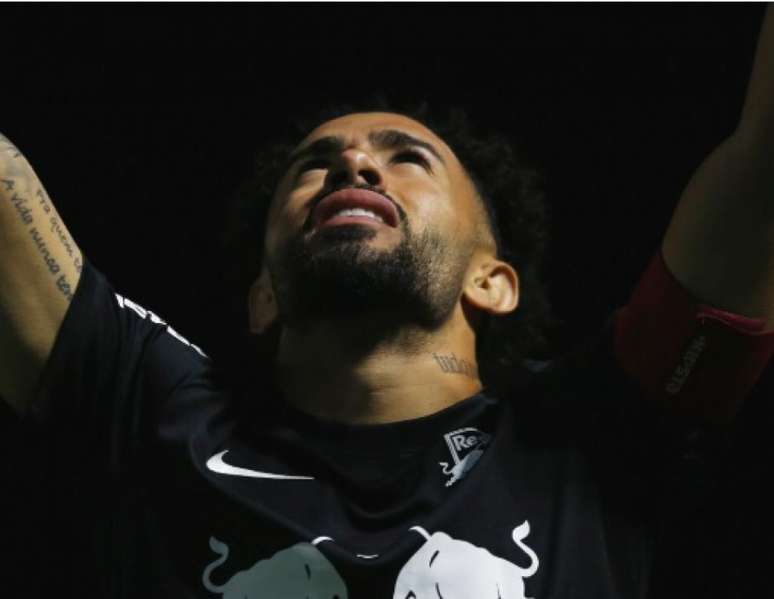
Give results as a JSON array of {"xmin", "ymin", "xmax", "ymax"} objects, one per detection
[{"xmin": 332, "ymin": 208, "xmax": 384, "ymax": 222}]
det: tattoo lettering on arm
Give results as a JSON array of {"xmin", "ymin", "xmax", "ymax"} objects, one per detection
[
  {"xmin": 432, "ymin": 352, "xmax": 479, "ymax": 380},
  {"xmin": 2, "ymin": 177, "xmax": 78, "ymax": 302},
  {"xmin": 36, "ymin": 189, "xmax": 51, "ymax": 214},
  {"xmin": 35, "ymin": 187, "xmax": 80, "ymax": 272},
  {"xmin": 29, "ymin": 226, "xmax": 74, "ymax": 301},
  {"xmin": 9, "ymin": 190, "xmax": 34, "ymax": 225},
  {"xmin": 49, "ymin": 215, "xmax": 74, "ymax": 256}
]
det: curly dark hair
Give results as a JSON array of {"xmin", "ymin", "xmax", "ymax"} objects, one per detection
[{"xmin": 220, "ymin": 94, "xmax": 563, "ymax": 400}]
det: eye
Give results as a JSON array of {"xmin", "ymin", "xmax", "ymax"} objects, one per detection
[{"xmin": 392, "ymin": 150, "xmax": 429, "ymax": 167}]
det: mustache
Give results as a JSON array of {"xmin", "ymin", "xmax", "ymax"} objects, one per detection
[{"xmin": 303, "ymin": 183, "xmax": 403, "ymax": 232}]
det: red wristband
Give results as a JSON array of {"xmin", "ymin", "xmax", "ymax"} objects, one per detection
[{"xmin": 613, "ymin": 249, "xmax": 774, "ymax": 428}]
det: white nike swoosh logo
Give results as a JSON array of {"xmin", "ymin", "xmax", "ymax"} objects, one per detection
[{"xmin": 206, "ymin": 450, "xmax": 315, "ymax": 480}]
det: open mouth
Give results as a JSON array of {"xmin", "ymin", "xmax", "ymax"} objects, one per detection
[{"xmin": 313, "ymin": 189, "xmax": 399, "ymax": 230}]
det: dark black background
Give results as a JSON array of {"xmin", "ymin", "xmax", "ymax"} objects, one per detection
[{"xmin": 1, "ymin": 3, "xmax": 772, "ymax": 597}]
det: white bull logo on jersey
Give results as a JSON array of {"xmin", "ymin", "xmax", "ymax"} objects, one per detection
[
  {"xmin": 393, "ymin": 521, "xmax": 539, "ymax": 599},
  {"xmin": 202, "ymin": 536, "xmax": 348, "ymax": 599}
]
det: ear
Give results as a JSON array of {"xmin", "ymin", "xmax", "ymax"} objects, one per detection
[
  {"xmin": 462, "ymin": 259, "xmax": 519, "ymax": 316},
  {"xmin": 248, "ymin": 263, "xmax": 279, "ymax": 334}
]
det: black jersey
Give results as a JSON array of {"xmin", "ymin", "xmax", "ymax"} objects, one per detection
[{"xmin": 19, "ymin": 251, "xmax": 774, "ymax": 599}]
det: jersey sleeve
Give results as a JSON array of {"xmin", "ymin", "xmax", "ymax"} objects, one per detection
[
  {"xmin": 23, "ymin": 255, "xmax": 213, "ymax": 478},
  {"xmin": 612, "ymin": 248, "xmax": 774, "ymax": 431}
]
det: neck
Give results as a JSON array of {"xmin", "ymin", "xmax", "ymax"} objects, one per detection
[{"xmin": 274, "ymin": 307, "xmax": 483, "ymax": 424}]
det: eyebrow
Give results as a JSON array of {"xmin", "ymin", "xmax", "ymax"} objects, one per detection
[{"xmin": 285, "ymin": 128, "xmax": 447, "ymax": 171}]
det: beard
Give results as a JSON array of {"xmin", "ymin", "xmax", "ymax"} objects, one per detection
[{"xmin": 267, "ymin": 218, "xmax": 471, "ymax": 334}]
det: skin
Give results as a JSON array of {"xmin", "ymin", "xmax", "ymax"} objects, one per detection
[{"xmin": 248, "ymin": 112, "xmax": 519, "ymax": 424}]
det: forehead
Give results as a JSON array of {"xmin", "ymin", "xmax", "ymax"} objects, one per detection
[{"xmin": 297, "ymin": 112, "xmax": 457, "ymax": 163}]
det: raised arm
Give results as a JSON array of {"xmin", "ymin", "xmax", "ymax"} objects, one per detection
[
  {"xmin": 0, "ymin": 134, "xmax": 83, "ymax": 415},
  {"xmin": 611, "ymin": 6, "xmax": 774, "ymax": 430},
  {"xmin": 661, "ymin": 5, "xmax": 774, "ymax": 328}
]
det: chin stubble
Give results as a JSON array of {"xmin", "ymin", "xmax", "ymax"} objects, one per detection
[{"xmin": 269, "ymin": 221, "xmax": 470, "ymax": 333}]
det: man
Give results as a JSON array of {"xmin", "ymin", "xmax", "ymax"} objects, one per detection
[{"xmin": 1, "ymin": 9, "xmax": 773, "ymax": 598}]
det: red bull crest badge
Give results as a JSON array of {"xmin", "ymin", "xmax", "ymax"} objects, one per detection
[{"xmin": 439, "ymin": 427, "xmax": 492, "ymax": 487}]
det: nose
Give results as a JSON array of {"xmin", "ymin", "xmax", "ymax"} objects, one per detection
[{"xmin": 326, "ymin": 147, "xmax": 383, "ymax": 189}]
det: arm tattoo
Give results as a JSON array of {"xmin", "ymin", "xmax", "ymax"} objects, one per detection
[
  {"xmin": 49, "ymin": 214, "xmax": 75, "ymax": 259},
  {"xmin": 29, "ymin": 226, "xmax": 73, "ymax": 301},
  {"xmin": 9, "ymin": 190, "xmax": 34, "ymax": 225},
  {"xmin": 2, "ymin": 179, "xmax": 76, "ymax": 302},
  {"xmin": 37, "ymin": 187, "xmax": 81, "ymax": 273},
  {"xmin": 36, "ymin": 189, "xmax": 51, "ymax": 214}
]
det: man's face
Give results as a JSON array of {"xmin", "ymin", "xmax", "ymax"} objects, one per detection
[{"xmin": 263, "ymin": 112, "xmax": 484, "ymax": 333}]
